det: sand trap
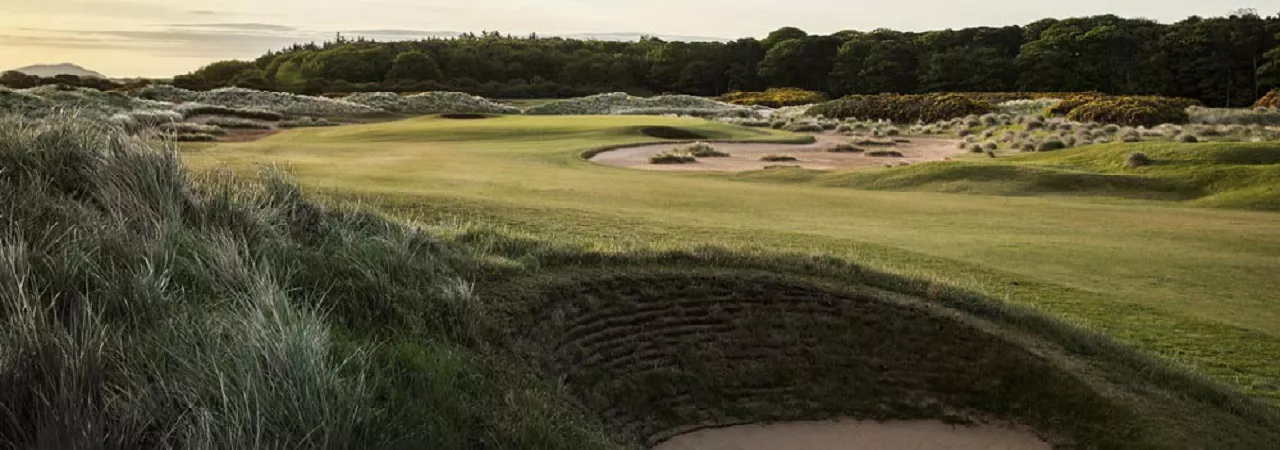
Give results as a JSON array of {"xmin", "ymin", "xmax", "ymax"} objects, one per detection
[
  {"xmin": 651, "ymin": 420, "xmax": 1050, "ymax": 450},
  {"xmin": 590, "ymin": 134, "xmax": 964, "ymax": 172}
]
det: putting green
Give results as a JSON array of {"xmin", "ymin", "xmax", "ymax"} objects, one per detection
[{"xmin": 182, "ymin": 114, "xmax": 1280, "ymax": 401}]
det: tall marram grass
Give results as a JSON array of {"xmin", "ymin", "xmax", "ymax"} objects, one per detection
[
  {"xmin": 0, "ymin": 113, "xmax": 615, "ymax": 449},
  {"xmin": 0, "ymin": 113, "xmax": 379, "ymax": 449}
]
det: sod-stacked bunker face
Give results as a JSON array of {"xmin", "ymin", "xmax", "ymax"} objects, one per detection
[{"xmin": 534, "ymin": 274, "xmax": 1142, "ymax": 449}]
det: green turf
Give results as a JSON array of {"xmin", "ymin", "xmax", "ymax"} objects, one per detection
[{"xmin": 183, "ymin": 114, "xmax": 1280, "ymax": 401}]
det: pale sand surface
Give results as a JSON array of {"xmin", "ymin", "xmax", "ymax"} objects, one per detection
[
  {"xmin": 589, "ymin": 134, "xmax": 965, "ymax": 172},
  {"xmin": 651, "ymin": 420, "xmax": 1051, "ymax": 450}
]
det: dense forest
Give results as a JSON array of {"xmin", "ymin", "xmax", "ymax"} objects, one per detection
[{"xmin": 11, "ymin": 11, "xmax": 1280, "ymax": 107}]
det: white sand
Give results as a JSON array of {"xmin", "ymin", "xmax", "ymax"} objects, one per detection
[{"xmin": 589, "ymin": 134, "xmax": 965, "ymax": 172}]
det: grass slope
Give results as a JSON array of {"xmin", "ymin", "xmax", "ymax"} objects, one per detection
[
  {"xmin": 741, "ymin": 141, "xmax": 1280, "ymax": 210},
  {"xmin": 183, "ymin": 115, "xmax": 1280, "ymax": 403}
]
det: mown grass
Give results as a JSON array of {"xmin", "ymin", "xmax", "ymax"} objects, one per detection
[
  {"xmin": 7, "ymin": 113, "xmax": 1280, "ymax": 448},
  {"xmin": 180, "ymin": 115, "xmax": 1280, "ymax": 404}
]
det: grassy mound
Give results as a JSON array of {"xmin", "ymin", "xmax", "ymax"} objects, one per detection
[
  {"xmin": 807, "ymin": 93, "xmax": 995, "ymax": 123},
  {"xmin": 1067, "ymin": 97, "xmax": 1191, "ymax": 127},
  {"xmin": 719, "ymin": 88, "xmax": 826, "ymax": 108}
]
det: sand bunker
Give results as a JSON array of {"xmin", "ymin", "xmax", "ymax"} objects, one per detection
[
  {"xmin": 590, "ymin": 134, "xmax": 964, "ymax": 171},
  {"xmin": 652, "ymin": 420, "xmax": 1050, "ymax": 450}
]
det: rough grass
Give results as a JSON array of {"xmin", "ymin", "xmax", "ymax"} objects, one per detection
[
  {"xmin": 181, "ymin": 114, "xmax": 1280, "ymax": 404},
  {"xmin": 0, "ymin": 114, "xmax": 610, "ymax": 449}
]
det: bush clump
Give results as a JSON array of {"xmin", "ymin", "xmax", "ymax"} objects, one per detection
[
  {"xmin": 1067, "ymin": 97, "xmax": 1190, "ymax": 127},
  {"xmin": 826, "ymin": 143, "xmax": 864, "ymax": 153},
  {"xmin": 719, "ymin": 88, "xmax": 826, "ymax": 108},
  {"xmin": 759, "ymin": 154, "xmax": 798, "ymax": 162},
  {"xmin": 783, "ymin": 121, "xmax": 825, "ymax": 133},
  {"xmin": 1126, "ymin": 152, "xmax": 1152, "ymax": 167},
  {"xmin": 1178, "ymin": 134, "xmax": 1199, "ymax": 143},
  {"xmin": 1253, "ymin": 90, "xmax": 1280, "ymax": 108},
  {"xmin": 865, "ymin": 150, "xmax": 905, "ymax": 157},
  {"xmin": 1037, "ymin": 140, "xmax": 1068, "ymax": 152},
  {"xmin": 649, "ymin": 151, "xmax": 697, "ymax": 164},
  {"xmin": 851, "ymin": 138, "xmax": 897, "ymax": 147},
  {"xmin": 806, "ymin": 93, "xmax": 995, "ymax": 123},
  {"xmin": 678, "ymin": 142, "xmax": 729, "ymax": 157}
]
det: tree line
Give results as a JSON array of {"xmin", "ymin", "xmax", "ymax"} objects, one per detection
[{"xmin": 13, "ymin": 11, "xmax": 1280, "ymax": 107}]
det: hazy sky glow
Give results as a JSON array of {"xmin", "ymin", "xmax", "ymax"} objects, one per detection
[{"xmin": 1, "ymin": 0, "xmax": 1274, "ymax": 77}]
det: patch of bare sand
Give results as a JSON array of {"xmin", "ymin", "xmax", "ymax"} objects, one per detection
[
  {"xmin": 589, "ymin": 134, "xmax": 964, "ymax": 172},
  {"xmin": 652, "ymin": 420, "xmax": 1050, "ymax": 450}
]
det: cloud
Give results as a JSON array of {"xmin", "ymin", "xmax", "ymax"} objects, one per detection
[
  {"xmin": 169, "ymin": 23, "xmax": 296, "ymax": 32},
  {"xmin": 346, "ymin": 29, "xmax": 463, "ymax": 38},
  {"xmin": 12, "ymin": 27, "xmax": 322, "ymax": 58}
]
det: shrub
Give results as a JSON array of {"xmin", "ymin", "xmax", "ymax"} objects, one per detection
[
  {"xmin": 983, "ymin": 142, "xmax": 998, "ymax": 151},
  {"xmin": 760, "ymin": 154, "xmax": 798, "ymax": 162},
  {"xmin": 969, "ymin": 144, "xmax": 984, "ymax": 153},
  {"xmin": 865, "ymin": 150, "xmax": 905, "ymax": 157},
  {"xmin": 806, "ymin": 93, "xmax": 995, "ymax": 123},
  {"xmin": 852, "ymin": 138, "xmax": 897, "ymax": 146},
  {"xmin": 1126, "ymin": 152, "xmax": 1152, "ymax": 167},
  {"xmin": 1067, "ymin": 97, "xmax": 1191, "ymax": 127},
  {"xmin": 678, "ymin": 142, "xmax": 729, "ymax": 158},
  {"xmin": 650, "ymin": 151, "xmax": 697, "ymax": 164},
  {"xmin": 1037, "ymin": 140, "xmax": 1067, "ymax": 152},
  {"xmin": 1120, "ymin": 131, "xmax": 1141, "ymax": 143},
  {"xmin": 827, "ymin": 143, "xmax": 864, "ymax": 153},
  {"xmin": 719, "ymin": 88, "xmax": 826, "ymax": 108},
  {"xmin": 1026, "ymin": 119, "xmax": 1045, "ymax": 130},
  {"xmin": 986, "ymin": 150, "xmax": 997, "ymax": 158},
  {"xmin": 1253, "ymin": 90, "xmax": 1280, "ymax": 108},
  {"xmin": 1046, "ymin": 93, "xmax": 1104, "ymax": 116},
  {"xmin": 1178, "ymin": 134, "xmax": 1199, "ymax": 143},
  {"xmin": 783, "ymin": 121, "xmax": 824, "ymax": 132}
]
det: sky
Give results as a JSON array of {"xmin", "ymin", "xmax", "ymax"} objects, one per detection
[{"xmin": 0, "ymin": 0, "xmax": 1274, "ymax": 78}]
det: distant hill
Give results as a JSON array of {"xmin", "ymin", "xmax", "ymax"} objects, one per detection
[{"xmin": 11, "ymin": 63, "xmax": 107, "ymax": 79}]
